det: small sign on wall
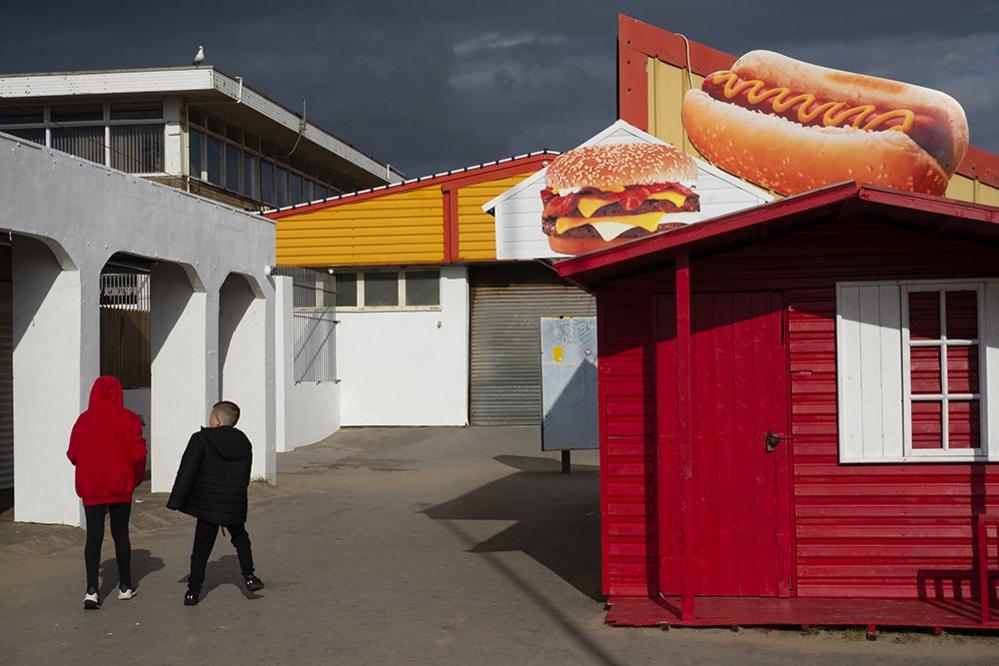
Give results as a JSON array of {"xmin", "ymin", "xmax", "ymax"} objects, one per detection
[{"xmin": 541, "ymin": 316, "xmax": 598, "ymax": 451}]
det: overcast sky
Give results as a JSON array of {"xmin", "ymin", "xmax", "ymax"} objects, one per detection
[{"xmin": 2, "ymin": 1, "xmax": 996, "ymax": 177}]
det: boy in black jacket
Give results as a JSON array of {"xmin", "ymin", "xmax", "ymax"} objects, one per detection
[{"xmin": 167, "ymin": 401, "xmax": 264, "ymax": 606}]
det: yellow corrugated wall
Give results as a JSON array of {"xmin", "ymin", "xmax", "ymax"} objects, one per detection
[
  {"xmin": 646, "ymin": 56, "xmax": 999, "ymax": 206},
  {"xmin": 457, "ymin": 174, "xmax": 532, "ymax": 261},
  {"xmin": 276, "ymin": 185, "xmax": 444, "ymax": 266}
]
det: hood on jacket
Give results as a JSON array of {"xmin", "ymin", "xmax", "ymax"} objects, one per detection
[
  {"xmin": 200, "ymin": 426, "xmax": 252, "ymax": 462},
  {"xmin": 89, "ymin": 376, "xmax": 124, "ymax": 410}
]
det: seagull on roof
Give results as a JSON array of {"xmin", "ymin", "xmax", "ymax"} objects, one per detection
[{"xmin": 193, "ymin": 46, "xmax": 205, "ymax": 66}]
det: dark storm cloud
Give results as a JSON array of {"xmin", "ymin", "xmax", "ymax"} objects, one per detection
[{"xmin": 1, "ymin": 1, "xmax": 996, "ymax": 176}]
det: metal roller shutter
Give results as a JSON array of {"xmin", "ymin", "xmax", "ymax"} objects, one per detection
[
  {"xmin": 470, "ymin": 263, "xmax": 595, "ymax": 425},
  {"xmin": 0, "ymin": 275, "xmax": 11, "ymax": 490}
]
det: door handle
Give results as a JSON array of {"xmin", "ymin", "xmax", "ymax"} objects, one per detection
[{"xmin": 765, "ymin": 431, "xmax": 785, "ymax": 453}]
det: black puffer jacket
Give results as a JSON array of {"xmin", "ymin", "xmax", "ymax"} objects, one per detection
[{"xmin": 167, "ymin": 426, "xmax": 252, "ymax": 525}]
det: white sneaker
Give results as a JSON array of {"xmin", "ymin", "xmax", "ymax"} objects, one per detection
[
  {"xmin": 84, "ymin": 590, "xmax": 100, "ymax": 610},
  {"xmin": 117, "ymin": 585, "xmax": 137, "ymax": 600}
]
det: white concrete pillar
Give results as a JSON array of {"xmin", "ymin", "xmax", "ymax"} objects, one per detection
[
  {"xmin": 163, "ymin": 95, "xmax": 184, "ymax": 177},
  {"xmin": 11, "ymin": 236, "xmax": 83, "ymax": 526},
  {"xmin": 273, "ymin": 276, "xmax": 293, "ymax": 454},
  {"xmin": 219, "ymin": 274, "xmax": 269, "ymax": 481},
  {"xmin": 149, "ymin": 262, "xmax": 208, "ymax": 492}
]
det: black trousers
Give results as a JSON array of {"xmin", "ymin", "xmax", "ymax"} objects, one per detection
[
  {"xmin": 84, "ymin": 502, "xmax": 132, "ymax": 589},
  {"xmin": 188, "ymin": 518, "xmax": 254, "ymax": 590}
]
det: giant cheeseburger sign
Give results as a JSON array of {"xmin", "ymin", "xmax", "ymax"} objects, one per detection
[{"xmin": 683, "ymin": 50, "xmax": 969, "ymax": 196}]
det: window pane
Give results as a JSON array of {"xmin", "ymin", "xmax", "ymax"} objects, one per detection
[
  {"xmin": 110, "ymin": 124, "xmax": 164, "ymax": 173},
  {"xmin": 206, "ymin": 137, "xmax": 222, "ymax": 185},
  {"xmin": 317, "ymin": 184, "xmax": 328, "ymax": 199},
  {"xmin": 206, "ymin": 113, "xmax": 224, "ymax": 135},
  {"xmin": 6, "ymin": 127, "xmax": 45, "ymax": 144},
  {"xmin": 947, "ymin": 345, "xmax": 979, "ymax": 393},
  {"xmin": 225, "ymin": 144, "xmax": 240, "ymax": 191},
  {"xmin": 50, "ymin": 126, "xmax": 105, "ymax": 163},
  {"xmin": 289, "ymin": 172, "xmax": 302, "ymax": 203},
  {"xmin": 244, "ymin": 132, "xmax": 260, "ymax": 152},
  {"xmin": 946, "ymin": 290, "xmax": 978, "ymax": 339},
  {"xmin": 260, "ymin": 160, "xmax": 274, "ymax": 205},
  {"xmin": 365, "ymin": 272, "xmax": 399, "ymax": 306},
  {"xmin": 226, "ymin": 124, "xmax": 242, "ymax": 143},
  {"xmin": 405, "ymin": 270, "xmax": 440, "ymax": 306},
  {"xmin": 304, "ymin": 179, "xmax": 314, "ymax": 202},
  {"xmin": 0, "ymin": 105, "xmax": 43, "ymax": 125},
  {"xmin": 275, "ymin": 167, "xmax": 288, "ymax": 206},
  {"xmin": 335, "ymin": 273, "xmax": 357, "ymax": 307},
  {"xmin": 188, "ymin": 107, "xmax": 206, "ymax": 127},
  {"xmin": 243, "ymin": 154, "xmax": 259, "ymax": 199},
  {"xmin": 948, "ymin": 401, "xmax": 980, "ymax": 449},
  {"xmin": 110, "ymin": 101, "xmax": 163, "ymax": 120},
  {"xmin": 908, "ymin": 291, "xmax": 940, "ymax": 341},
  {"xmin": 51, "ymin": 103, "xmax": 103, "ymax": 123},
  {"xmin": 909, "ymin": 347, "xmax": 941, "ymax": 394},
  {"xmin": 189, "ymin": 129, "xmax": 203, "ymax": 178},
  {"xmin": 911, "ymin": 401, "xmax": 943, "ymax": 449}
]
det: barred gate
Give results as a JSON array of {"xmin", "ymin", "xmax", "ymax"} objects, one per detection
[
  {"xmin": 100, "ymin": 273, "xmax": 151, "ymax": 388},
  {"xmin": 274, "ymin": 267, "xmax": 337, "ymax": 383}
]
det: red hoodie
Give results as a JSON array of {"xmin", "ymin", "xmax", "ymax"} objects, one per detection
[{"xmin": 67, "ymin": 376, "xmax": 148, "ymax": 506}]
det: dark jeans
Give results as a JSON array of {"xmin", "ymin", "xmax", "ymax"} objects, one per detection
[
  {"xmin": 188, "ymin": 518, "xmax": 254, "ymax": 590},
  {"xmin": 84, "ymin": 502, "xmax": 132, "ymax": 589}
]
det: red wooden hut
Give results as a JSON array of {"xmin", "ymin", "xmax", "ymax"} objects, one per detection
[{"xmin": 555, "ymin": 182, "xmax": 999, "ymax": 632}]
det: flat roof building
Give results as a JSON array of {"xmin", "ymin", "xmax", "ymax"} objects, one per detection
[{"xmin": 0, "ymin": 66, "xmax": 404, "ymax": 210}]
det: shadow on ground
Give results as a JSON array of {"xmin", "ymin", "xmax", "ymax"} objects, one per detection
[
  {"xmin": 98, "ymin": 548, "xmax": 165, "ymax": 598},
  {"xmin": 423, "ymin": 454, "xmax": 602, "ymax": 601},
  {"xmin": 176, "ymin": 554, "xmax": 263, "ymax": 602}
]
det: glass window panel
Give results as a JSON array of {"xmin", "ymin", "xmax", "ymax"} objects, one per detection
[
  {"xmin": 110, "ymin": 124, "xmax": 164, "ymax": 173},
  {"xmin": 335, "ymin": 273, "xmax": 356, "ymax": 307},
  {"xmin": 6, "ymin": 128, "xmax": 45, "ymax": 144},
  {"xmin": 908, "ymin": 291, "xmax": 941, "ymax": 341},
  {"xmin": 189, "ymin": 130, "xmax": 203, "ymax": 178},
  {"xmin": 110, "ymin": 101, "xmax": 163, "ymax": 120},
  {"xmin": 188, "ymin": 107, "xmax": 206, "ymax": 127},
  {"xmin": 911, "ymin": 401, "xmax": 943, "ymax": 449},
  {"xmin": 316, "ymin": 184, "xmax": 328, "ymax": 199},
  {"xmin": 225, "ymin": 124, "xmax": 242, "ymax": 143},
  {"xmin": 405, "ymin": 270, "xmax": 440, "ymax": 306},
  {"xmin": 206, "ymin": 137, "xmax": 223, "ymax": 185},
  {"xmin": 242, "ymin": 154, "xmax": 259, "ymax": 199},
  {"xmin": 947, "ymin": 345, "xmax": 979, "ymax": 394},
  {"xmin": 289, "ymin": 172, "xmax": 302, "ymax": 203},
  {"xmin": 50, "ymin": 103, "xmax": 103, "ymax": 123},
  {"xmin": 946, "ymin": 290, "xmax": 978, "ymax": 339},
  {"xmin": 0, "ymin": 105, "xmax": 43, "ymax": 125},
  {"xmin": 364, "ymin": 272, "xmax": 399, "ymax": 306},
  {"xmin": 948, "ymin": 401, "xmax": 980, "ymax": 449},
  {"xmin": 244, "ymin": 132, "xmax": 260, "ymax": 152},
  {"xmin": 225, "ymin": 144, "xmax": 240, "ymax": 191},
  {"xmin": 909, "ymin": 347, "xmax": 941, "ymax": 394},
  {"xmin": 275, "ymin": 167, "xmax": 288, "ymax": 207},
  {"xmin": 50, "ymin": 126, "xmax": 105, "ymax": 163},
  {"xmin": 260, "ymin": 160, "xmax": 274, "ymax": 205},
  {"xmin": 206, "ymin": 113, "xmax": 224, "ymax": 135},
  {"xmin": 304, "ymin": 179, "xmax": 314, "ymax": 202}
]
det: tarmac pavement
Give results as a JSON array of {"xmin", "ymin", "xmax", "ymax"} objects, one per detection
[{"xmin": 2, "ymin": 426, "xmax": 998, "ymax": 664}]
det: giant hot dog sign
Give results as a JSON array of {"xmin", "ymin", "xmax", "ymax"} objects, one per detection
[{"xmin": 682, "ymin": 50, "xmax": 969, "ymax": 196}]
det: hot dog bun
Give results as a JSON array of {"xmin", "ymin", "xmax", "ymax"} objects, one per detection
[{"xmin": 682, "ymin": 50, "xmax": 968, "ymax": 195}]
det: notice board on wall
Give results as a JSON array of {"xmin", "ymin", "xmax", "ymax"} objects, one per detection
[{"xmin": 540, "ymin": 316, "xmax": 598, "ymax": 451}]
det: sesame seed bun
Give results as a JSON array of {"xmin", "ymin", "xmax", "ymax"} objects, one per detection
[{"xmin": 545, "ymin": 143, "xmax": 697, "ymax": 191}]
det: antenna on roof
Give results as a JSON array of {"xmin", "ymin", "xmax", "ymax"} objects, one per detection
[{"xmin": 193, "ymin": 45, "xmax": 205, "ymax": 67}]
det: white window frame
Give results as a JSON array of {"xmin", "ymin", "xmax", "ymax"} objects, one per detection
[
  {"xmin": 837, "ymin": 279, "xmax": 999, "ymax": 464},
  {"xmin": 335, "ymin": 269, "xmax": 442, "ymax": 312}
]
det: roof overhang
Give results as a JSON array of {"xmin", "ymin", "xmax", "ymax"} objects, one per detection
[
  {"xmin": 555, "ymin": 183, "xmax": 999, "ymax": 289},
  {"xmin": 0, "ymin": 66, "xmax": 403, "ymax": 185}
]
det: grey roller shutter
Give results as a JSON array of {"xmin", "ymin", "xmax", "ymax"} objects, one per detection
[
  {"xmin": 469, "ymin": 263, "xmax": 595, "ymax": 425},
  {"xmin": 0, "ymin": 278, "xmax": 11, "ymax": 490}
]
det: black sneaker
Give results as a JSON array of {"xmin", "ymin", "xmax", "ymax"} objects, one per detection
[
  {"xmin": 184, "ymin": 588, "xmax": 200, "ymax": 606},
  {"xmin": 243, "ymin": 574, "xmax": 264, "ymax": 592},
  {"xmin": 84, "ymin": 587, "xmax": 100, "ymax": 610}
]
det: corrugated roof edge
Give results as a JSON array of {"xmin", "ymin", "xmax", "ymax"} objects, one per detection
[{"xmin": 265, "ymin": 150, "xmax": 560, "ymax": 218}]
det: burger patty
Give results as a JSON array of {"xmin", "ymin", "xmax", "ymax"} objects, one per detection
[
  {"xmin": 541, "ymin": 195, "xmax": 701, "ymax": 237},
  {"xmin": 542, "ymin": 217, "xmax": 684, "ymax": 239}
]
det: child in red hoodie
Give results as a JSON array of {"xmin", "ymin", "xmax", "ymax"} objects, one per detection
[{"xmin": 67, "ymin": 376, "xmax": 147, "ymax": 609}]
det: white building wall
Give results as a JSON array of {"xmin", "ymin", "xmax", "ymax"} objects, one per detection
[
  {"xmin": 337, "ymin": 265, "xmax": 469, "ymax": 426},
  {"xmin": 274, "ymin": 276, "xmax": 340, "ymax": 452},
  {"xmin": 0, "ymin": 132, "xmax": 279, "ymax": 525}
]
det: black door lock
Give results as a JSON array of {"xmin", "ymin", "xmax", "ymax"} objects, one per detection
[{"xmin": 765, "ymin": 431, "xmax": 784, "ymax": 452}]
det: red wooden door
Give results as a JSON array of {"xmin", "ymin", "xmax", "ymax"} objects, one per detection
[{"xmin": 657, "ymin": 292, "xmax": 793, "ymax": 598}]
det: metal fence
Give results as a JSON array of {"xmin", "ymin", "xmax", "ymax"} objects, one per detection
[
  {"xmin": 273, "ymin": 267, "xmax": 338, "ymax": 383},
  {"xmin": 100, "ymin": 273, "xmax": 150, "ymax": 311}
]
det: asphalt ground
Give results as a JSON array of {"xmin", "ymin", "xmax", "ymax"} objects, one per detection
[{"xmin": 2, "ymin": 426, "xmax": 998, "ymax": 664}]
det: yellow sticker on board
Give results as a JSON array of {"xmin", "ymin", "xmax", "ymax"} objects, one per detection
[{"xmin": 552, "ymin": 345, "xmax": 564, "ymax": 363}]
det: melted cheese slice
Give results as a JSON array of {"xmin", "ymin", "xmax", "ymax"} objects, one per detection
[
  {"xmin": 648, "ymin": 191, "xmax": 688, "ymax": 208},
  {"xmin": 556, "ymin": 212, "xmax": 667, "ymax": 240},
  {"xmin": 576, "ymin": 196, "xmax": 615, "ymax": 218}
]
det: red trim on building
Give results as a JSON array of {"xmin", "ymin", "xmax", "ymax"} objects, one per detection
[
  {"xmin": 441, "ymin": 185, "xmax": 460, "ymax": 262},
  {"xmin": 617, "ymin": 13, "xmax": 999, "ymax": 187},
  {"xmin": 266, "ymin": 153, "xmax": 554, "ymax": 219}
]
